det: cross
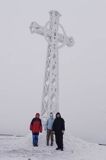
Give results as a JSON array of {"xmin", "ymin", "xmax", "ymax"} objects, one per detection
[{"xmin": 30, "ymin": 10, "xmax": 74, "ymax": 119}]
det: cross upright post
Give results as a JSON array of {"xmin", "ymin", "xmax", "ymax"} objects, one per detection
[{"xmin": 30, "ymin": 10, "xmax": 74, "ymax": 119}]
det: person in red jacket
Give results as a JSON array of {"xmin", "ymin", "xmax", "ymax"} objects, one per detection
[{"xmin": 30, "ymin": 113, "xmax": 42, "ymax": 146}]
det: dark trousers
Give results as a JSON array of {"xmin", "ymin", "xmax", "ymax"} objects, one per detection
[
  {"xmin": 55, "ymin": 131, "xmax": 63, "ymax": 149},
  {"xmin": 46, "ymin": 129, "xmax": 54, "ymax": 146}
]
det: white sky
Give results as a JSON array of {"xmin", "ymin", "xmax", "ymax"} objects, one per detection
[{"xmin": 0, "ymin": 0, "xmax": 106, "ymax": 144}]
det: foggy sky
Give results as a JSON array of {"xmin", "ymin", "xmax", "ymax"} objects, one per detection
[{"xmin": 0, "ymin": 0, "xmax": 106, "ymax": 144}]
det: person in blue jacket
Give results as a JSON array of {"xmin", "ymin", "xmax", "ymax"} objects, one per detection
[{"xmin": 45, "ymin": 112, "xmax": 54, "ymax": 146}]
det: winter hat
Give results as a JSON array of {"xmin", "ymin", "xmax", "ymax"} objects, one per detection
[
  {"xmin": 56, "ymin": 112, "xmax": 61, "ymax": 117},
  {"xmin": 35, "ymin": 113, "xmax": 40, "ymax": 117}
]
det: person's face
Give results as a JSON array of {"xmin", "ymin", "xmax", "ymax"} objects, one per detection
[
  {"xmin": 57, "ymin": 114, "xmax": 60, "ymax": 118},
  {"xmin": 50, "ymin": 113, "xmax": 53, "ymax": 117},
  {"xmin": 36, "ymin": 114, "xmax": 39, "ymax": 118}
]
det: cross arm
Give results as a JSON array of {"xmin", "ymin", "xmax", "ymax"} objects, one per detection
[{"xmin": 30, "ymin": 22, "xmax": 74, "ymax": 47}]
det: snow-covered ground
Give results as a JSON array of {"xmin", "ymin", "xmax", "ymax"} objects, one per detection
[{"xmin": 0, "ymin": 131, "xmax": 106, "ymax": 160}]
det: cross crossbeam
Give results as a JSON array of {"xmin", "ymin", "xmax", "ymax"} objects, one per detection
[{"xmin": 30, "ymin": 21, "xmax": 74, "ymax": 47}]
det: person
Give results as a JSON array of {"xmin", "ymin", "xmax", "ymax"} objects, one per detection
[
  {"xmin": 30, "ymin": 113, "xmax": 42, "ymax": 147},
  {"xmin": 52, "ymin": 112, "xmax": 65, "ymax": 151},
  {"xmin": 45, "ymin": 112, "xmax": 54, "ymax": 146}
]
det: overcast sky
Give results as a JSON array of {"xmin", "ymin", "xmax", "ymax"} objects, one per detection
[{"xmin": 0, "ymin": 0, "xmax": 106, "ymax": 144}]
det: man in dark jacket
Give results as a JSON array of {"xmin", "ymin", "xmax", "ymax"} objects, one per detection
[
  {"xmin": 52, "ymin": 112, "xmax": 65, "ymax": 151},
  {"xmin": 30, "ymin": 113, "xmax": 42, "ymax": 146}
]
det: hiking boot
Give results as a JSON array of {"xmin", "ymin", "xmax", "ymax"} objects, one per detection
[
  {"xmin": 61, "ymin": 148, "xmax": 63, "ymax": 151},
  {"xmin": 47, "ymin": 143, "xmax": 49, "ymax": 146}
]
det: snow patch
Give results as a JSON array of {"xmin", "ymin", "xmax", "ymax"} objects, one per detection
[{"xmin": 0, "ymin": 131, "xmax": 106, "ymax": 160}]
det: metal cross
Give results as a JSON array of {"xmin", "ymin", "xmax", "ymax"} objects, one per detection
[{"xmin": 30, "ymin": 10, "xmax": 74, "ymax": 119}]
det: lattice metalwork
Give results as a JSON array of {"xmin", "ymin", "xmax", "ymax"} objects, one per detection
[{"xmin": 30, "ymin": 10, "xmax": 74, "ymax": 119}]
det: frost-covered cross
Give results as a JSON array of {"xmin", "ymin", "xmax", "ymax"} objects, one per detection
[{"xmin": 30, "ymin": 10, "xmax": 74, "ymax": 119}]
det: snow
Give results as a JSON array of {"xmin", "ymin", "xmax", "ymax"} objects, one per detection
[{"xmin": 0, "ymin": 130, "xmax": 106, "ymax": 160}]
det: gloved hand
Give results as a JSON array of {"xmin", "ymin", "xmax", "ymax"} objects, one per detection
[{"xmin": 52, "ymin": 131, "xmax": 55, "ymax": 134}]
